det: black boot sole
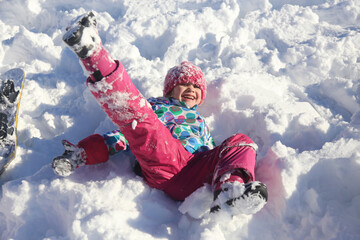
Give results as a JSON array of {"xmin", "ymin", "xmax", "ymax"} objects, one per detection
[
  {"xmin": 210, "ymin": 181, "xmax": 268, "ymax": 213},
  {"xmin": 63, "ymin": 12, "xmax": 97, "ymax": 58}
]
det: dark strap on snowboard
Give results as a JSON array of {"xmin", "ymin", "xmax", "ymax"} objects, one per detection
[{"xmin": 0, "ymin": 113, "xmax": 8, "ymax": 139}]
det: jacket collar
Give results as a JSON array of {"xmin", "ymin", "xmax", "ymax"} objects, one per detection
[{"xmin": 158, "ymin": 97, "xmax": 199, "ymax": 110}]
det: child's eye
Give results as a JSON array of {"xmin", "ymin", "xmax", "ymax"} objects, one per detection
[{"xmin": 180, "ymin": 83, "xmax": 200, "ymax": 88}]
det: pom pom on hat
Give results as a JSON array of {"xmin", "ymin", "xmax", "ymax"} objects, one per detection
[{"xmin": 163, "ymin": 61, "xmax": 207, "ymax": 104}]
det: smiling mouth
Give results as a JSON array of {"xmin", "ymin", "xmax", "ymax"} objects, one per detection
[{"xmin": 182, "ymin": 95, "xmax": 195, "ymax": 100}]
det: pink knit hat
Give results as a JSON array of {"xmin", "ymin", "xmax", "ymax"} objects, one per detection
[{"xmin": 163, "ymin": 61, "xmax": 207, "ymax": 104}]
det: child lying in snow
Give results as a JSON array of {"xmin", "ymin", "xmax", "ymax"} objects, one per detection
[{"xmin": 52, "ymin": 12, "xmax": 268, "ymax": 215}]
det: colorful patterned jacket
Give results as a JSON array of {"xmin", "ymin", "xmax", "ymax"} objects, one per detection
[{"xmin": 103, "ymin": 97, "xmax": 216, "ymax": 155}]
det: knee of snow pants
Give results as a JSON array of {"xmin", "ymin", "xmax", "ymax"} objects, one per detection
[
  {"xmin": 78, "ymin": 134, "xmax": 109, "ymax": 165},
  {"xmin": 212, "ymin": 133, "xmax": 257, "ymax": 185}
]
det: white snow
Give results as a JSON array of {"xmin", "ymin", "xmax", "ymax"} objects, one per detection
[{"xmin": 1, "ymin": 0, "xmax": 360, "ymax": 239}]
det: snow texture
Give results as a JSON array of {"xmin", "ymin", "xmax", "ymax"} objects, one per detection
[{"xmin": 1, "ymin": 0, "xmax": 360, "ymax": 239}]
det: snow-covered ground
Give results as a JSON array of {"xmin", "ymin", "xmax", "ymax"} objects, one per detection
[{"xmin": 1, "ymin": 0, "xmax": 360, "ymax": 239}]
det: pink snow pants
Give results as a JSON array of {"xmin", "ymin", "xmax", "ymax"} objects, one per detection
[{"xmin": 81, "ymin": 49, "xmax": 257, "ymax": 201}]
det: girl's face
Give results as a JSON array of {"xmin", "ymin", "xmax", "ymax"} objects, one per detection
[{"xmin": 170, "ymin": 83, "xmax": 202, "ymax": 108}]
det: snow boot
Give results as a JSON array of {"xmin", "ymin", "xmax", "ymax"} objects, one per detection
[
  {"xmin": 210, "ymin": 181, "xmax": 268, "ymax": 215},
  {"xmin": 63, "ymin": 12, "xmax": 117, "ymax": 82},
  {"xmin": 52, "ymin": 140, "xmax": 87, "ymax": 177},
  {"xmin": 63, "ymin": 11, "xmax": 101, "ymax": 59}
]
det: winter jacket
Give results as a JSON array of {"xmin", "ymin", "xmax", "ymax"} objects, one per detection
[{"xmin": 103, "ymin": 97, "xmax": 216, "ymax": 155}]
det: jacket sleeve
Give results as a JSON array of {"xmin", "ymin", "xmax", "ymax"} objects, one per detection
[
  {"xmin": 103, "ymin": 129, "xmax": 129, "ymax": 155},
  {"xmin": 77, "ymin": 130, "xmax": 129, "ymax": 165},
  {"xmin": 78, "ymin": 134, "xmax": 109, "ymax": 165}
]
